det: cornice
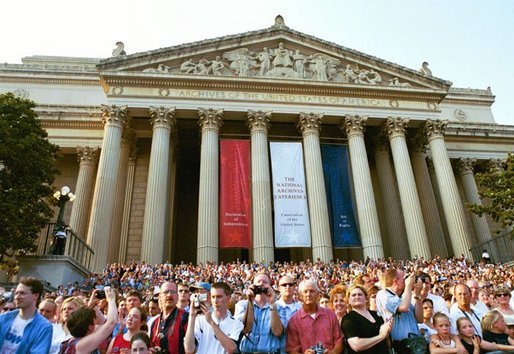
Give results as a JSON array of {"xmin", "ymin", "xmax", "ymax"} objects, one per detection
[
  {"xmin": 41, "ymin": 120, "xmax": 104, "ymax": 129},
  {"xmin": 0, "ymin": 74, "xmax": 101, "ymax": 86}
]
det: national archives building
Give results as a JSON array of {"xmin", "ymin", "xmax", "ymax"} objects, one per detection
[{"xmin": 1, "ymin": 17, "xmax": 513, "ymax": 272}]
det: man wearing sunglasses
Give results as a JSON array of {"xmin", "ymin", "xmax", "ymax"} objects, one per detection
[{"xmin": 276, "ymin": 276, "xmax": 301, "ymax": 354}]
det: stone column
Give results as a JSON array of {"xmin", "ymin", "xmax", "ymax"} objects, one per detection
[
  {"xmin": 197, "ymin": 108, "xmax": 223, "ymax": 264},
  {"xmin": 373, "ymin": 137, "xmax": 409, "ymax": 260},
  {"xmin": 455, "ymin": 158, "xmax": 493, "ymax": 245},
  {"xmin": 119, "ymin": 146, "xmax": 137, "ymax": 263},
  {"xmin": 297, "ymin": 112, "xmax": 333, "ymax": 262},
  {"xmin": 141, "ymin": 107, "xmax": 176, "ymax": 265},
  {"xmin": 386, "ymin": 117, "xmax": 431, "ymax": 259},
  {"xmin": 69, "ymin": 146, "xmax": 99, "ymax": 240},
  {"xmin": 87, "ymin": 105, "xmax": 127, "ymax": 272},
  {"xmin": 247, "ymin": 110, "xmax": 274, "ymax": 264},
  {"xmin": 108, "ymin": 129, "xmax": 134, "ymax": 263},
  {"xmin": 426, "ymin": 119, "xmax": 472, "ymax": 258},
  {"xmin": 409, "ymin": 137, "xmax": 448, "ymax": 257},
  {"xmin": 340, "ymin": 115, "xmax": 384, "ymax": 260},
  {"xmin": 427, "ymin": 158, "xmax": 453, "ymax": 254}
]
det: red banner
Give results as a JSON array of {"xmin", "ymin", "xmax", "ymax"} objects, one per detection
[{"xmin": 220, "ymin": 140, "xmax": 251, "ymax": 248}]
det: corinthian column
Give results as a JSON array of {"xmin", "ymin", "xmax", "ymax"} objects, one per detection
[
  {"xmin": 141, "ymin": 107, "xmax": 176, "ymax": 265},
  {"xmin": 297, "ymin": 112, "xmax": 333, "ymax": 262},
  {"xmin": 386, "ymin": 117, "xmax": 431, "ymax": 259},
  {"xmin": 119, "ymin": 146, "xmax": 137, "ymax": 263},
  {"xmin": 247, "ymin": 110, "xmax": 274, "ymax": 264},
  {"xmin": 197, "ymin": 108, "xmax": 223, "ymax": 264},
  {"xmin": 426, "ymin": 119, "xmax": 472, "ymax": 258},
  {"xmin": 408, "ymin": 132, "xmax": 448, "ymax": 257},
  {"xmin": 373, "ymin": 136, "xmax": 409, "ymax": 260},
  {"xmin": 87, "ymin": 105, "xmax": 127, "ymax": 272},
  {"xmin": 340, "ymin": 115, "xmax": 383, "ymax": 260},
  {"xmin": 108, "ymin": 129, "xmax": 134, "ymax": 263},
  {"xmin": 69, "ymin": 146, "xmax": 99, "ymax": 239},
  {"xmin": 455, "ymin": 158, "xmax": 493, "ymax": 245}
]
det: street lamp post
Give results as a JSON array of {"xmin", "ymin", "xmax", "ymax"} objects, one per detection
[{"xmin": 52, "ymin": 186, "xmax": 75, "ymax": 255}]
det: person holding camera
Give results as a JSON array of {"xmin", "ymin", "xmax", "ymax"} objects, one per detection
[
  {"xmin": 286, "ymin": 279, "xmax": 343, "ymax": 354},
  {"xmin": 184, "ymin": 282, "xmax": 243, "ymax": 354},
  {"xmin": 375, "ymin": 269, "xmax": 423, "ymax": 354},
  {"xmin": 148, "ymin": 281, "xmax": 189, "ymax": 354},
  {"xmin": 234, "ymin": 272, "xmax": 285, "ymax": 354}
]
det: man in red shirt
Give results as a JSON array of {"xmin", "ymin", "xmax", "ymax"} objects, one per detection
[
  {"xmin": 286, "ymin": 279, "xmax": 344, "ymax": 354},
  {"xmin": 148, "ymin": 281, "xmax": 188, "ymax": 354}
]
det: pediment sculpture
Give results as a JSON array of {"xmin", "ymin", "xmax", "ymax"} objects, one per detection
[{"xmin": 141, "ymin": 42, "xmax": 413, "ymax": 87}]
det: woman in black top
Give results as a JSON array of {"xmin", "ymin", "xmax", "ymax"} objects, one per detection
[{"xmin": 341, "ymin": 284, "xmax": 392, "ymax": 354}]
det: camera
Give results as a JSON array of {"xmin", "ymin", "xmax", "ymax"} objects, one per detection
[
  {"xmin": 310, "ymin": 341, "xmax": 324, "ymax": 354},
  {"xmin": 253, "ymin": 286, "xmax": 267, "ymax": 295},
  {"xmin": 193, "ymin": 293, "xmax": 208, "ymax": 308},
  {"xmin": 95, "ymin": 290, "xmax": 106, "ymax": 299}
]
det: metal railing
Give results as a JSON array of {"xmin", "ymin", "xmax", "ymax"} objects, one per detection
[
  {"xmin": 36, "ymin": 223, "xmax": 94, "ymax": 269},
  {"xmin": 470, "ymin": 227, "xmax": 514, "ymax": 264}
]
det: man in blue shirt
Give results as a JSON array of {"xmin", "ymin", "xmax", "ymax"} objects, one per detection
[
  {"xmin": 375, "ymin": 269, "xmax": 422, "ymax": 354},
  {"xmin": 235, "ymin": 272, "xmax": 286, "ymax": 354},
  {"xmin": 0, "ymin": 277, "xmax": 52, "ymax": 353}
]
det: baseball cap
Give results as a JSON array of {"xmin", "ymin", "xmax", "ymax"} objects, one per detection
[
  {"xmin": 506, "ymin": 317, "xmax": 514, "ymax": 326},
  {"xmin": 190, "ymin": 282, "xmax": 211, "ymax": 292}
]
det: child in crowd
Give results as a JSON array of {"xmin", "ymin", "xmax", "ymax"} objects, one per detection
[
  {"xmin": 505, "ymin": 316, "xmax": 514, "ymax": 343},
  {"xmin": 481, "ymin": 310, "xmax": 513, "ymax": 345},
  {"xmin": 457, "ymin": 316, "xmax": 514, "ymax": 354},
  {"xmin": 429, "ymin": 312, "xmax": 464, "ymax": 353},
  {"xmin": 130, "ymin": 331, "xmax": 151, "ymax": 354}
]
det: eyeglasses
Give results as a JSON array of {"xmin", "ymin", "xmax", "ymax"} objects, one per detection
[
  {"xmin": 496, "ymin": 293, "xmax": 510, "ymax": 297},
  {"xmin": 280, "ymin": 283, "xmax": 295, "ymax": 287},
  {"xmin": 178, "ymin": 289, "xmax": 189, "ymax": 293}
]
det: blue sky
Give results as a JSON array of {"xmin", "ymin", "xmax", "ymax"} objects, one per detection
[{"xmin": 1, "ymin": 0, "xmax": 512, "ymax": 125}]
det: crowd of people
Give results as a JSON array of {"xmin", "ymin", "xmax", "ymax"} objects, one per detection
[{"xmin": 1, "ymin": 255, "xmax": 514, "ymax": 353}]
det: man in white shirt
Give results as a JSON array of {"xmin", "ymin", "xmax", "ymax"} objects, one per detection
[
  {"xmin": 39, "ymin": 299, "xmax": 66, "ymax": 354},
  {"xmin": 275, "ymin": 275, "xmax": 302, "ymax": 354},
  {"xmin": 450, "ymin": 280, "xmax": 488, "ymax": 317},
  {"xmin": 449, "ymin": 283, "xmax": 483, "ymax": 337},
  {"xmin": 184, "ymin": 282, "xmax": 243, "ymax": 354}
]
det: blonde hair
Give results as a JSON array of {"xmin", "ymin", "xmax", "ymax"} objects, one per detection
[
  {"xmin": 61, "ymin": 296, "xmax": 85, "ymax": 310},
  {"xmin": 345, "ymin": 284, "xmax": 367, "ymax": 310},
  {"xmin": 481, "ymin": 310, "xmax": 504, "ymax": 333},
  {"xmin": 456, "ymin": 317, "xmax": 473, "ymax": 333},
  {"xmin": 432, "ymin": 312, "xmax": 450, "ymax": 326}
]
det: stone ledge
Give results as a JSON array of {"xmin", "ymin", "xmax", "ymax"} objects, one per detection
[{"xmin": 16, "ymin": 255, "xmax": 91, "ymax": 288}]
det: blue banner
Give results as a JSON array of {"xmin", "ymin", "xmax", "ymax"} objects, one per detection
[{"xmin": 321, "ymin": 144, "xmax": 360, "ymax": 247}]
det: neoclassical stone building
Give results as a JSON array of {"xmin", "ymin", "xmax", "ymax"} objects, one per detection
[{"xmin": 1, "ymin": 17, "xmax": 512, "ymax": 272}]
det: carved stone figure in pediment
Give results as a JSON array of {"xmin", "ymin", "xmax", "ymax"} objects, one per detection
[
  {"xmin": 256, "ymin": 48, "xmax": 272, "ymax": 76},
  {"xmin": 389, "ymin": 77, "xmax": 411, "ymax": 87},
  {"xmin": 272, "ymin": 43, "xmax": 293, "ymax": 68},
  {"xmin": 223, "ymin": 48, "xmax": 257, "ymax": 77},
  {"xmin": 293, "ymin": 50, "xmax": 307, "ymax": 79},
  {"xmin": 180, "ymin": 59, "xmax": 196, "ymax": 74},
  {"xmin": 208, "ymin": 56, "xmax": 224, "ymax": 76},
  {"xmin": 195, "ymin": 59, "xmax": 210, "ymax": 75}
]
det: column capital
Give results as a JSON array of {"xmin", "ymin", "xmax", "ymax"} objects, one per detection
[
  {"xmin": 198, "ymin": 108, "xmax": 223, "ymax": 133},
  {"xmin": 340, "ymin": 114, "xmax": 367, "ymax": 138},
  {"xmin": 149, "ymin": 106, "xmax": 176, "ymax": 131},
  {"xmin": 385, "ymin": 116, "xmax": 409, "ymax": 138},
  {"xmin": 455, "ymin": 158, "xmax": 476, "ymax": 176},
  {"xmin": 101, "ymin": 105, "xmax": 128, "ymax": 128},
  {"xmin": 425, "ymin": 119, "xmax": 448, "ymax": 140},
  {"xmin": 247, "ymin": 110, "xmax": 271, "ymax": 133},
  {"xmin": 76, "ymin": 146, "xmax": 99, "ymax": 164},
  {"xmin": 297, "ymin": 112, "xmax": 323, "ymax": 136}
]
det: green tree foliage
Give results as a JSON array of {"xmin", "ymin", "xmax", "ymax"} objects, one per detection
[
  {"xmin": 0, "ymin": 92, "xmax": 59, "ymax": 273},
  {"xmin": 467, "ymin": 154, "xmax": 514, "ymax": 237}
]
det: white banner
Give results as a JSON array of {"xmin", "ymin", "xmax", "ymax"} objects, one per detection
[{"xmin": 270, "ymin": 142, "xmax": 311, "ymax": 247}]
